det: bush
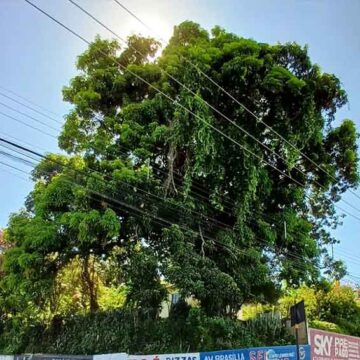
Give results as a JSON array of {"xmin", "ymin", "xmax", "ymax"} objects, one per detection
[
  {"xmin": 310, "ymin": 318, "xmax": 360, "ymax": 337},
  {"xmin": 0, "ymin": 309, "xmax": 294, "ymax": 354},
  {"xmin": 310, "ymin": 320, "xmax": 345, "ymax": 334}
]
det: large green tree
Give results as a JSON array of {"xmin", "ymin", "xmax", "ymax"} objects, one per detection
[{"xmin": 1, "ymin": 22, "xmax": 358, "ymax": 317}]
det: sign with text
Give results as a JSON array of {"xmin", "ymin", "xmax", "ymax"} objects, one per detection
[
  {"xmin": 128, "ymin": 353, "xmax": 199, "ymax": 360},
  {"xmin": 94, "ymin": 354, "xmax": 127, "ymax": 360},
  {"xmin": 309, "ymin": 328, "xmax": 360, "ymax": 360},
  {"xmin": 200, "ymin": 345, "xmax": 311, "ymax": 360},
  {"xmin": 14, "ymin": 356, "xmax": 92, "ymax": 360}
]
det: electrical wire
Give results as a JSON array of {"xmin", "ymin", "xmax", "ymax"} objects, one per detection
[
  {"xmin": 0, "ymin": 100, "xmax": 60, "ymax": 132},
  {"xmin": 0, "ymin": 129, "xmax": 49, "ymax": 152},
  {"xmin": 0, "ymin": 110, "xmax": 58, "ymax": 139},
  {"xmin": 0, "ymin": 137, "xmax": 233, "ymax": 233},
  {"xmin": 67, "ymin": 0, "xmax": 360, "ymax": 218},
  {"xmin": 0, "ymin": 146, "xmax": 327, "ymax": 277},
  {"xmin": 1, "ymin": 119, "xmax": 329, "ymax": 261},
  {"xmin": 0, "ymin": 85, "xmax": 61, "ymax": 117},
  {"xmin": 0, "ymin": 88, "xmax": 315, "ymax": 246},
  {"xmin": 0, "ymin": 149, "xmax": 266, "ymax": 264},
  {"xmin": 0, "ymin": 137, "xmax": 344, "ymax": 275},
  {"xmin": 0, "ymin": 2, "xmax": 352, "ymax": 268},
  {"xmin": 112, "ymin": 0, "xmax": 360, "ymax": 205},
  {"xmin": 0, "ymin": 91, "xmax": 63, "ymax": 125},
  {"xmin": 23, "ymin": 0, "xmax": 360, "ymax": 224},
  {"xmin": 0, "ymin": 2, "xmax": 349, "ymax": 275},
  {"xmin": 0, "ymin": 153, "xmax": 347, "ymax": 279}
]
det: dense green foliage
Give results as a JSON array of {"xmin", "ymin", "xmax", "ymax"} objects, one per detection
[
  {"xmin": 0, "ymin": 20, "xmax": 359, "ymax": 353},
  {"xmin": 0, "ymin": 308, "xmax": 292, "ymax": 355},
  {"xmin": 244, "ymin": 282, "xmax": 360, "ymax": 336},
  {"xmin": 280, "ymin": 282, "xmax": 360, "ymax": 329}
]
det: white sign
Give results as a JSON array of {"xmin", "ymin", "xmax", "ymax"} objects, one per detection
[
  {"xmin": 128, "ymin": 352, "xmax": 199, "ymax": 360},
  {"xmin": 94, "ymin": 354, "xmax": 128, "ymax": 360}
]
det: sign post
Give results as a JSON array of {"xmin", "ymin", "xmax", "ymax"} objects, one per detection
[
  {"xmin": 290, "ymin": 301, "xmax": 307, "ymax": 360},
  {"xmin": 295, "ymin": 324, "xmax": 300, "ymax": 360}
]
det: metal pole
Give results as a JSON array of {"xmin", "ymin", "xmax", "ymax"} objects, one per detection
[{"xmin": 295, "ymin": 324, "xmax": 300, "ymax": 360}]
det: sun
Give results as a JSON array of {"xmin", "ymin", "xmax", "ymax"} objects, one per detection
[
  {"xmin": 138, "ymin": 15, "xmax": 173, "ymax": 43},
  {"xmin": 102, "ymin": 2, "xmax": 174, "ymax": 46}
]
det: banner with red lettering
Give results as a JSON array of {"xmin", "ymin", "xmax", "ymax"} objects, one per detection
[
  {"xmin": 200, "ymin": 345, "xmax": 311, "ymax": 360},
  {"xmin": 128, "ymin": 353, "xmax": 199, "ymax": 360},
  {"xmin": 309, "ymin": 328, "xmax": 360, "ymax": 360}
]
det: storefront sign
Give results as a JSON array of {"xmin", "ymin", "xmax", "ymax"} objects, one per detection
[{"xmin": 309, "ymin": 328, "xmax": 360, "ymax": 360}]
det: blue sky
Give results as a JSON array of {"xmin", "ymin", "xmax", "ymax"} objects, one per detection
[{"xmin": 0, "ymin": 0, "xmax": 360, "ymax": 280}]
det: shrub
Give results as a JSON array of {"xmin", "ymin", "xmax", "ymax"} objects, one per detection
[{"xmin": 0, "ymin": 309, "xmax": 294, "ymax": 354}]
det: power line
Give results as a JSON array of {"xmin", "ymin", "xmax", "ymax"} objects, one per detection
[
  {"xmin": 0, "ymin": 163, "xmax": 30, "ymax": 182},
  {"xmin": 17, "ymin": 1, "xmax": 360, "ymax": 278},
  {"xmin": 0, "ymin": 92, "xmax": 314, "ymax": 244},
  {"xmin": 0, "ymin": 148, "xmax": 265, "ymax": 265},
  {"xmin": 0, "ymin": 129, "xmax": 49, "ymax": 152},
  {"xmin": 0, "ymin": 149, "xmax": 36, "ymax": 168},
  {"xmin": 0, "ymin": 86, "xmax": 231, "ymax": 209},
  {"xmin": 4, "ymin": 136, "xmax": 319, "ymax": 274},
  {"xmin": 24, "ymin": 0, "xmax": 360, "ymax": 224},
  {"xmin": 0, "ymin": 137, "xmax": 233, "ymax": 234},
  {"xmin": 0, "ymin": 85, "xmax": 61, "ymax": 117},
  {"xmin": 68, "ymin": 0, "xmax": 360, "ymax": 217},
  {"xmin": 0, "ymin": 91, "xmax": 63, "ymax": 125},
  {"xmin": 335, "ymin": 248, "xmax": 360, "ymax": 265},
  {"xmin": 0, "ymin": 101, "xmax": 281, "ymax": 236},
  {"xmin": 0, "ymin": 100, "xmax": 60, "ymax": 132},
  {"xmin": 0, "ymin": 110, "xmax": 58, "ymax": 139},
  {"xmin": 112, "ymin": 0, "xmax": 360, "ymax": 204},
  {"xmin": 0, "ymin": 102, "xmax": 320, "ymax": 244},
  {"xmin": 0, "ymin": 159, "xmax": 32, "ymax": 178},
  {"xmin": 0, "ymin": 144, "xmax": 333, "ymax": 276},
  {"xmin": 0, "ymin": 137, "xmax": 348, "ymax": 276},
  {"xmin": 0, "ymin": 152, "xmax": 348, "ymax": 280},
  {"xmin": 7, "ymin": 129, "xmax": 359, "ymax": 276},
  {"xmin": 0, "ymin": 121, "xmax": 326, "ymax": 257},
  {"xmin": 0, "ymin": 8, "xmax": 350, "ymax": 272},
  {"xmin": 0, "ymin": 116, "xmax": 347, "ymax": 255},
  {"xmin": 112, "ymin": 0, "xmax": 154, "ymax": 35}
]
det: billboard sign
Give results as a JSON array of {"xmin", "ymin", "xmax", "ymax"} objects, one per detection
[
  {"xmin": 14, "ymin": 356, "xmax": 92, "ymax": 360},
  {"xmin": 128, "ymin": 353, "xmax": 199, "ymax": 360},
  {"xmin": 200, "ymin": 345, "xmax": 311, "ymax": 360},
  {"xmin": 309, "ymin": 328, "xmax": 360, "ymax": 360},
  {"xmin": 94, "ymin": 354, "xmax": 128, "ymax": 360}
]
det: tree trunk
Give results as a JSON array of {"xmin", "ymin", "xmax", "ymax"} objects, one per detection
[{"xmin": 82, "ymin": 255, "xmax": 99, "ymax": 312}]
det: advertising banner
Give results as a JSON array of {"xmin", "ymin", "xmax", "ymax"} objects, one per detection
[
  {"xmin": 200, "ymin": 345, "xmax": 311, "ymax": 360},
  {"xmin": 128, "ymin": 353, "xmax": 199, "ymax": 360},
  {"xmin": 309, "ymin": 328, "xmax": 360, "ymax": 360},
  {"xmin": 94, "ymin": 354, "xmax": 127, "ymax": 360},
  {"xmin": 14, "ymin": 356, "xmax": 92, "ymax": 360}
]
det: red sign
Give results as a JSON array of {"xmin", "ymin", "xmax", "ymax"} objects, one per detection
[{"xmin": 309, "ymin": 328, "xmax": 360, "ymax": 360}]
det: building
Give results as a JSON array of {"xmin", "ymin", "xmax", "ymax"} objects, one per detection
[{"xmin": 0, "ymin": 229, "xmax": 6, "ymax": 253}]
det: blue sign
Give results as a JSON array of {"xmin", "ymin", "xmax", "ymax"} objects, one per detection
[{"xmin": 200, "ymin": 345, "xmax": 311, "ymax": 360}]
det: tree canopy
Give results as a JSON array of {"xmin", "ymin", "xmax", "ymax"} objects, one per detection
[{"xmin": 1, "ymin": 21, "xmax": 358, "ymax": 321}]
